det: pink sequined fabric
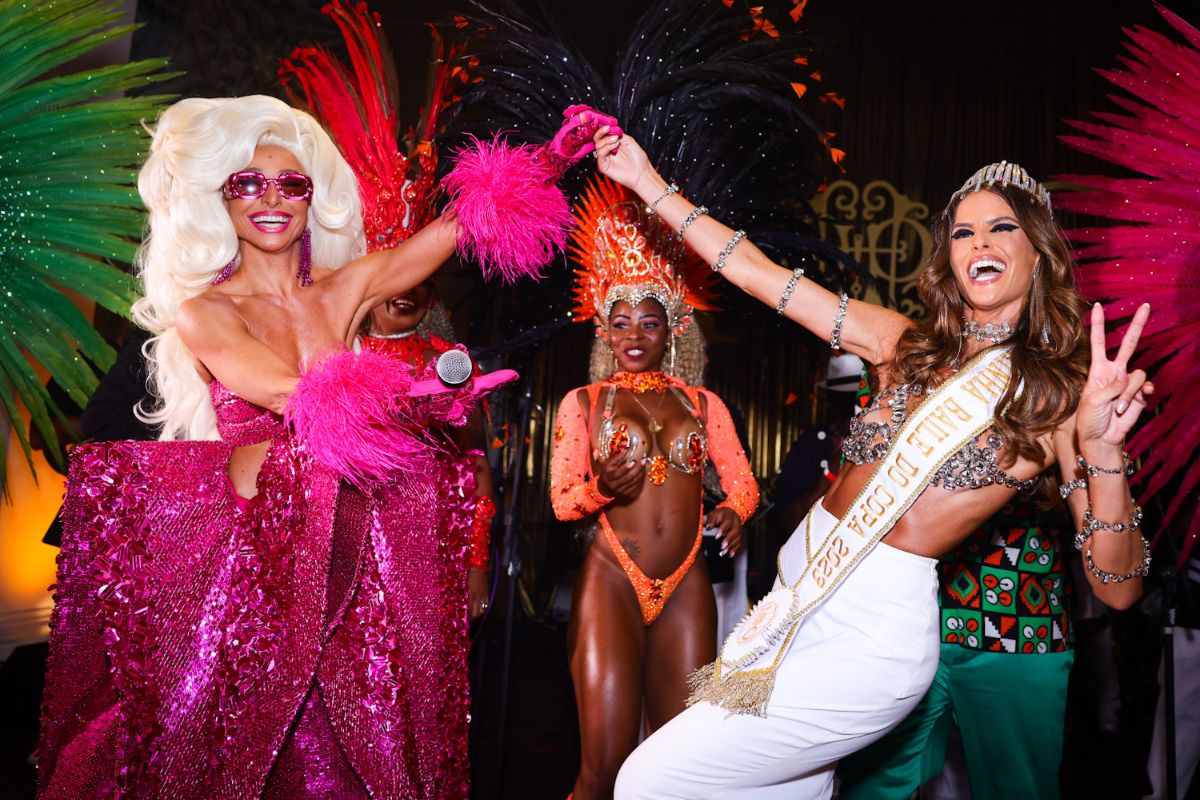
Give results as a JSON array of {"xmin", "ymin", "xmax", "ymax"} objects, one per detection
[
  {"xmin": 38, "ymin": 382, "xmax": 479, "ymax": 798},
  {"xmin": 209, "ymin": 380, "xmax": 287, "ymax": 446}
]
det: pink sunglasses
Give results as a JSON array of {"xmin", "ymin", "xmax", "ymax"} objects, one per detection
[{"xmin": 222, "ymin": 170, "xmax": 314, "ymax": 202}]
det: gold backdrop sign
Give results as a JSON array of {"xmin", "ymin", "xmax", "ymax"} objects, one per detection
[{"xmin": 813, "ymin": 179, "xmax": 931, "ymax": 317}]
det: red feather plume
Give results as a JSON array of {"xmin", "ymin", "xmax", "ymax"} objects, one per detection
[{"xmin": 279, "ymin": 1, "xmax": 469, "ymax": 251}]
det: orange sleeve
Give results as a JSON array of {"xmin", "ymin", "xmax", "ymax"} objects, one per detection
[
  {"xmin": 701, "ymin": 389, "xmax": 759, "ymax": 523},
  {"xmin": 549, "ymin": 388, "xmax": 614, "ymax": 521}
]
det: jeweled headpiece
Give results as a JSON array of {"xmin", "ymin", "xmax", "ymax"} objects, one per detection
[
  {"xmin": 952, "ymin": 160, "xmax": 1052, "ymax": 210},
  {"xmin": 570, "ymin": 177, "xmax": 716, "ymax": 335}
]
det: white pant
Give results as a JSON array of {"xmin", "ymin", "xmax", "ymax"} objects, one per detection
[
  {"xmin": 616, "ymin": 501, "xmax": 940, "ymax": 799},
  {"xmin": 1146, "ymin": 626, "xmax": 1200, "ymax": 799}
]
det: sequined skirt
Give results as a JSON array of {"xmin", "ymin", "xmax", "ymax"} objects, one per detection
[{"xmin": 38, "ymin": 438, "xmax": 475, "ymax": 799}]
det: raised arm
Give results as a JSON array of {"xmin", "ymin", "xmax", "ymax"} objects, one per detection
[
  {"xmin": 592, "ymin": 128, "xmax": 911, "ymax": 366},
  {"xmin": 1055, "ymin": 302, "xmax": 1154, "ymax": 609},
  {"xmin": 326, "ymin": 215, "xmax": 460, "ymax": 338},
  {"xmin": 176, "ymin": 295, "xmax": 300, "ymax": 414}
]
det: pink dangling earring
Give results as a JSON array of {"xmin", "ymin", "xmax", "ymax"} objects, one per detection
[
  {"xmin": 297, "ymin": 227, "xmax": 313, "ymax": 286},
  {"xmin": 212, "ymin": 256, "xmax": 236, "ymax": 284}
]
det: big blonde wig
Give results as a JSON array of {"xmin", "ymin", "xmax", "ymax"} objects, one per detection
[{"xmin": 131, "ymin": 95, "xmax": 365, "ymax": 440}]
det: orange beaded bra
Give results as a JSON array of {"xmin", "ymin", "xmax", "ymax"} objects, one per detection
[{"xmin": 593, "ymin": 372, "xmax": 708, "ymax": 486}]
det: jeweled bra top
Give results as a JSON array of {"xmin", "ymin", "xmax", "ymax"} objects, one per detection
[
  {"xmin": 841, "ymin": 383, "xmax": 1038, "ymax": 491},
  {"xmin": 593, "ymin": 373, "xmax": 709, "ymax": 486},
  {"xmin": 209, "ymin": 380, "xmax": 287, "ymax": 446}
]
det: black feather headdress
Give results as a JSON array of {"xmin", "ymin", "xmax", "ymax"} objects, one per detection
[{"xmin": 446, "ymin": 0, "xmax": 855, "ymax": 281}]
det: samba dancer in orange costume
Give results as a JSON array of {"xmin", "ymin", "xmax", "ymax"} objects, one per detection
[{"xmin": 550, "ymin": 177, "xmax": 758, "ymax": 799}]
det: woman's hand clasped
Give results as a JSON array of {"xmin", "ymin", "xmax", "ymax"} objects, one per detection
[
  {"xmin": 705, "ymin": 507, "xmax": 744, "ymax": 557},
  {"xmin": 1076, "ymin": 302, "xmax": 1155, "ymax": 458},
  {"xmin": 593, "ymin": 125, "xmax": 654, "ymax": 194},
  {"xmin": 599, "ymin": 448, "xmax": 645, "ymax": 500}
]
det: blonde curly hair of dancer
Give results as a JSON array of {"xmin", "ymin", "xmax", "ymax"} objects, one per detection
[{"xmin": 132, "ymin": 95, "xmax": 366, "ymax": 441}]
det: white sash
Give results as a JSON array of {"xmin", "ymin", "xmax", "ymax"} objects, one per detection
[{"xmin": 689, "ymin": 346, "xmax": 1017, "ymax": 716}]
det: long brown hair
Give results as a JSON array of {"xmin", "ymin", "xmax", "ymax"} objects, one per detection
[{"xmin": 891, "ymin": 185, "xmax": 1090, "ymax": 468}]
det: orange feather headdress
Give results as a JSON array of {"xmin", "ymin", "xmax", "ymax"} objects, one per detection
[{"xmin": 570, "ymin": 176, "xmax": 717, "ymax": 336}]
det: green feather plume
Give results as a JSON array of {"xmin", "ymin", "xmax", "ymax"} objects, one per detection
[{"xmin": 0, "ymin": 0, "xmax": 176, "ymax": 493}]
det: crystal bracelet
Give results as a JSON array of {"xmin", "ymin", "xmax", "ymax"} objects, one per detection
[
  {"xmin": 1059, "ymin": 476, "xmax": 1088, "ymax": 500},
  {"xmin": 1073, "ymin": 503, "xmax": 1143, "ymax": 551},
  {"xmin": 830, "ymin": 292, "xmax": 849, "ymax": 350},
  {"xmin": 647, "ymin": 182, "xmax": 679, "ymax": 215},
  {"xmin": 776, "ymin": 267, "xmax": 805, "ymax": 314},
  {"xmin": 713, "ymin": 229, "xmax": 746, "ymax": 273},
  {"xmin": 1076, "ymin": 452, "xmax": 1134, "ymax": 477},
  {"xmin": 678, "ymin": 205, "xmax": 708, "ymax": 238},
  {"xmin": 1084, "ymin": 535, "xmax": 1152, "ymax": 584}
]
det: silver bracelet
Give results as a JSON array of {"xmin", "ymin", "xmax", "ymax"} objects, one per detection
[
  {"xmin": 776, "ymin": 267, "xmax": 805, "ymax": 314},
  {"xmin": 678, "ymin": 205, "xmax": 708, "ymax": 238},
  {"xmin": 647, "ymin": 182, "xmax": 679, "ymax": 215},
  {"xmin": 713, "ymin": 229, "xmax": 746, "ymax": 273},
  {"xmin": 1059, "ymin": 476, "xmax": 1088, "ymax": 500},
  {"xmin": 1073, "ymin": 503, "xmax": 1144, "ymax": 551},
  {"xmin": 1076, "ymin": 452, "xmax": 1134, "ymax": 477},
  {"xmin": 1084, "ymin": 534, "xmax": 1152, "ymax": 584},
  {"xmin": 829, "ymin": 292, "xmax": 849, "ymax": 350}
]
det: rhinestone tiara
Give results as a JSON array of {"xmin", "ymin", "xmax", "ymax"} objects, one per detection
[{"xmin": 952, "ymin": 160, "xmax": 1052, "ymax": 209}]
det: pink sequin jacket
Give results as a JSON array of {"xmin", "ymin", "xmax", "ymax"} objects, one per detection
[{"xmin": 38, "ymin": 376, "xmax": 481, "ymax": 799}]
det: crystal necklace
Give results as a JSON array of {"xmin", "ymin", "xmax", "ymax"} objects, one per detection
[
  {"xmin": 961, "ymin": 317, "xmax": 1013, "ymax": 344},
  {"xmin": 366, "ymin": 328, "xmax": 418, "ymax": 339}
]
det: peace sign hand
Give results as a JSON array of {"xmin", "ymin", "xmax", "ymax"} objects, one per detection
[{"xmin": 1076, "ymin": 302, "xmax": 1155, "ymax": 451}]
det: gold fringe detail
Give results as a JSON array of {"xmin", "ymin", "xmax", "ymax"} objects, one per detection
[{"xmin": 685, "ymin": 660, "xmax": 776, "ymax": 718}]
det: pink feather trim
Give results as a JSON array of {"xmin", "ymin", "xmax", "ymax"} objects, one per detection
[
  {"xmin": 285, "ymin": 349, "xmax": 426, "ymax": 486},
  {"xmin": 442, "ymin": 134, "xmax": 571, "ymax": 283}
]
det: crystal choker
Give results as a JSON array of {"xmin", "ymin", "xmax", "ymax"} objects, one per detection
[{"xmin": 961, "ymin": 318, "xmax": 1013, "ymax": 344}]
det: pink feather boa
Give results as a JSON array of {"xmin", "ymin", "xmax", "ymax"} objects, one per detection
[
  {"xmin": 285, "ymin": 349, "xmax": 427, "ymax": 486},
  {"xmin": 442, "ymin": 135, "xmax": 571, "ymax": 283}
]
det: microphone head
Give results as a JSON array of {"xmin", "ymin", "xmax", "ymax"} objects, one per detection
[{"xmin": 436, "ymin": 349, "xmax": 473, "ymax": 387}]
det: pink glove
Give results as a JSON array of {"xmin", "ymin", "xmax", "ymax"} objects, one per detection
[
  {"xmin": 408, "ymin": 347, "xmax": 518, "ymax": 426},
  {"xmin": 549, "ymin": 104, "xmax": 623, "ymax": 164}
]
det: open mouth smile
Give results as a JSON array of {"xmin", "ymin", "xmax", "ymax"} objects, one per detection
[
  {"xmin": 249, "ymin": 211, "xmax": 292, "ymax": 233},
  {"xmin": 968, "ymin": 257, "xmax": 1007, "ymax": 284},
  {"xmin": 386, "ymin": 297, "xmax": 418, "ymax": 314}
]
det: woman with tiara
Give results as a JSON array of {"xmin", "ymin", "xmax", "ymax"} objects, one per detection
[
  {"xmin": 35, "ymin": 89, "xmax": 589, "ymax": 799},
  {"xmin": 592, "ymin": 123, "xmax": 1154, "ymax": 798},
  {"xmin": 550, "ymin": 176, "xmax": 758, "ymax": 799}
]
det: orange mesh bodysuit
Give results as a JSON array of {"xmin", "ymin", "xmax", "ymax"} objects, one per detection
[{"xmin": 550, "ymin": 375, "xmax": 758, "ymax": 624}]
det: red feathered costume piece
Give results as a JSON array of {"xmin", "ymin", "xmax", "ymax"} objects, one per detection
[{"xmin": 279, "ymin": 0, "xmax": 455, "ymax": 251}]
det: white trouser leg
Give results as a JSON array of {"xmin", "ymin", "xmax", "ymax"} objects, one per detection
[
  {"xmin": 616, "ymin": 503, "xmax": 939, "ymax": 800},
  {"xmin": 713, "ymin": 548, "xmax": 749, "ymax": 648}
]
